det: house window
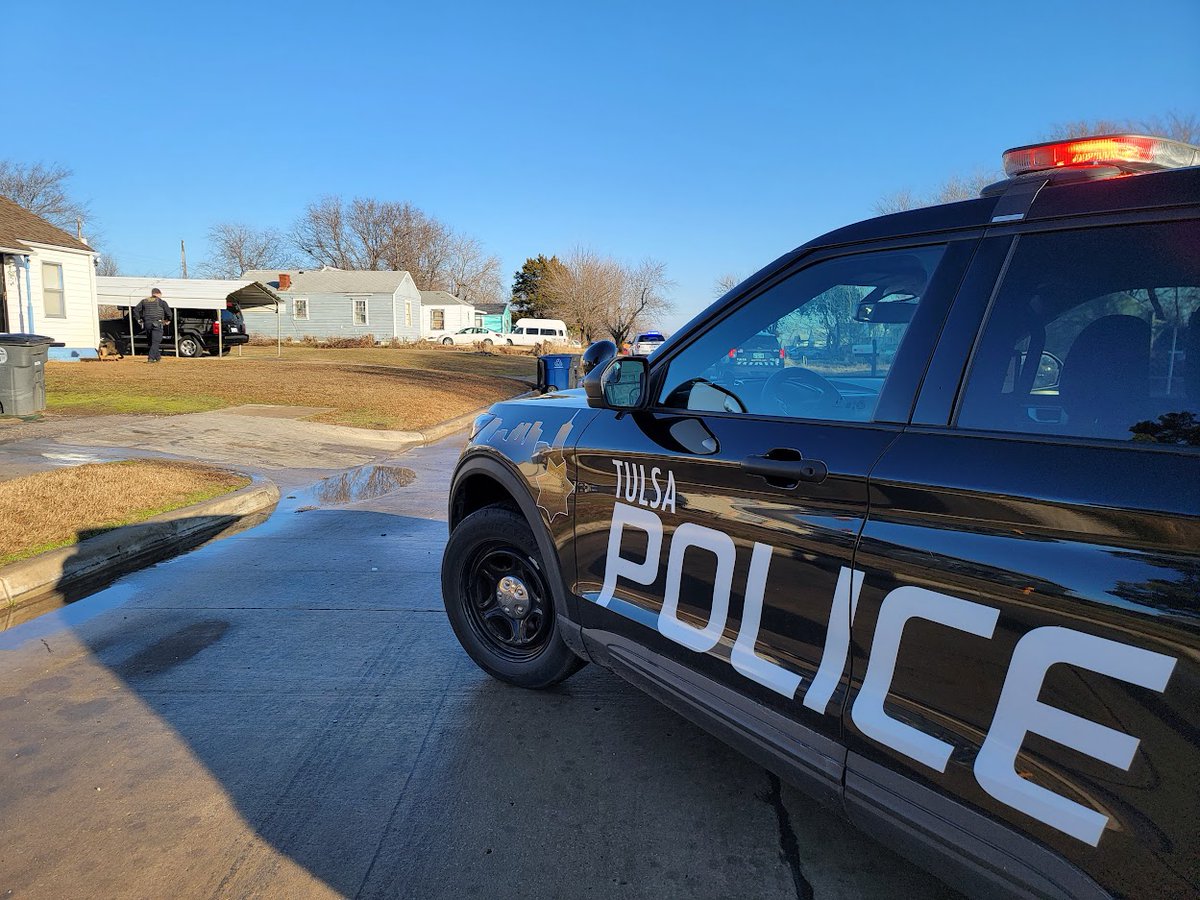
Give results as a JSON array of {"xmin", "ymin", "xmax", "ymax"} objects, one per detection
[
  {"xmin": 353, "ymin": 298, "xmax": 368, "ymax": 326},
  {"xmin": 431, "ymin": 309, "xmax": 445, "ymax": 330},
  {"xmin": 405, "ymin": 300, "xmax": 412, "ymax": 327},
  {"xmin": 294, "ymin": 298, "xmax": 309, "ymax": 320},
  {"xmin": 42, "ymin": 262, "xmax": 66, "ymax": 317}
]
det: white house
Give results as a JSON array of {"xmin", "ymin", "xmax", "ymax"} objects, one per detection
[
  {"xmin": 0, "ymin": 196, "xmax": 99, "ymax": 356},
  {"xmin": 242, "ymin": 268, "xmax": 423, "ymax": 342},
  {"xmin": 419, "ymin": 290, "xmax": 475, "ymax": 339}
]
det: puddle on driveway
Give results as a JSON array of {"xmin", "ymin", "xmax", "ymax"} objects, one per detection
[{"xmin": 311, "ymin": 465, "xmax": 416, "ymax": 506}]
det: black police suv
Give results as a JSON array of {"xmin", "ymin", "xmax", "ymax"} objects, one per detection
[{"xmin": 441, "ymin": 134, "xmax": 1200, "ymax": 898}]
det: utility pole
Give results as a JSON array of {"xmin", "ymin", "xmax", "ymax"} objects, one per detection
[{"xmin": 180, "ymin": 239, "xmax": 188, "ymax": 278}]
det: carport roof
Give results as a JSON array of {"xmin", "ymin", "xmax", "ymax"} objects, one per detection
[{"xmin": 96, "ymin": 276, "xmax": 284, "ymax": 311}]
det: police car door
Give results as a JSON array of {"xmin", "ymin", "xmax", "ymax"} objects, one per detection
[
  {"xmin": 844, "ymin": 221, "xmax": 1200, "ymax": 897},
  {"xmin": 571, "ymin": 241, "xmax": 975, "ymax": 799}
]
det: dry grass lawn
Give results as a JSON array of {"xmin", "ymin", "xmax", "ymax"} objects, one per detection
[
  {"xmin": 0, "ymin": 461, "xmax": 249, "ymax": 566},
  {"xmin": 238, "ymin": 344, "xmax": 538, "ymax": 379},
  {"xmin": 46, "ymin": 353, "xmax": 533, "ymax": 430}
]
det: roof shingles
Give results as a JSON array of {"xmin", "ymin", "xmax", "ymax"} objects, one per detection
[{"xmin": 0, "ymin": 196, "xmax": 94, "ymax": 254}]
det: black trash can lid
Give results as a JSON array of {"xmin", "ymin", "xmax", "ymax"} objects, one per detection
[{"xmin": 0, "ymin": 333, "xmax": 62, "ymax": 346}]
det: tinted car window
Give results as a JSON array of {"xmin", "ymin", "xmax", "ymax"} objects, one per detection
[
  {"xmin": 659, "ymin": 246, "xmax": 946, "ymax": 422},
  {"xmin": 539, "ymin": 328, "xmax": 558, "ymax": 336},
  {"xmin": 958, "ymin": 221, "xmax": 1200, "ymax": 448}
]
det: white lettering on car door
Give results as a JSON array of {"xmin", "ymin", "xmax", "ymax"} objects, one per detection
[
  {"xmin": 596, "ymin": 502, "xmax": 662, "ymax": 608},
  {"xmin": 588, "ymin": 492, "xmax": 1180, "ymax": 846},
  {"xmin": 974, "ymin": 626, "xmax": 1178, "ymax": 846},
  {"xmin": 850, "ymin": 586, "xmax": 999, "ymax": 772},
  {"xmin": 801, "ymin": 566, "xmax": 865, "ymax": 715},
  {"xmin": 659, "ymin": 523, "xmax": 735, "ymax": 652},
  {"xmin": 730, "ymin": 543, "xmax": 804, "ymax": 697}
]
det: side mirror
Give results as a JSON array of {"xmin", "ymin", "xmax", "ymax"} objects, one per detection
[
  {"xmin": 585, "ymin": 356, "xmax": 650, "ymax": 410},
  {"xmin": 1032, "ymin": 350, "xmax": 1063, "ymax": 390}
]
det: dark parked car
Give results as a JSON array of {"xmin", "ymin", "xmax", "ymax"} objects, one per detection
[
  {"xmin": 100, "ymin": 303, "xmax": 249, "ymax": 357},
  {"xmin": 441, "ymin": 134, "xmax": 1200, "ymax": 898}
]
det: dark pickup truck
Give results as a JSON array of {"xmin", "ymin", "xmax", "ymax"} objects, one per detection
[{"xmin": 100, "ymin": 303, "xmax": 249, "ymax": 358}]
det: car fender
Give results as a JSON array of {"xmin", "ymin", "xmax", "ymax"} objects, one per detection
[{"xmin": 448, "ymin": 450, "xmax": 590, "ymax": 661}]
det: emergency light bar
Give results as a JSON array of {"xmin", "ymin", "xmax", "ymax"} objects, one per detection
[{"xmin": 1002, "ymin": 134, "xmax": 1200, "ymax": 178}]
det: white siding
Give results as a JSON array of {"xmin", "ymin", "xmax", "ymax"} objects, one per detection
[
  {"xmin": 1, "ymin": 243, "xmax": 98, "ymax": 347},
  {"xmin": 422, "ymin": 303, "xmax": 474, "ymax": 337}
]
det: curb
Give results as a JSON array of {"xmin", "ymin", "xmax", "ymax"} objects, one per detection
[{"xmin": 0, "ymin": 474, "xmax": 280, "ymax": 630}]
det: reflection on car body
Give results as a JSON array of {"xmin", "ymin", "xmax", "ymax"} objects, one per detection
[{"xmin": 442, "ymin": 134, "xmax": 1200, "ymax": 899}]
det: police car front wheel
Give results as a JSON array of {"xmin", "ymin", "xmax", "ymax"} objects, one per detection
[{"xmin": 442, "ymin": 506, "xmax": 585, "ymax": 689}]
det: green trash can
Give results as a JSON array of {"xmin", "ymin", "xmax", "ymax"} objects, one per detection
[{"xmin": 0, "ymin": 334, "xmax": 61, "ymax": 416}]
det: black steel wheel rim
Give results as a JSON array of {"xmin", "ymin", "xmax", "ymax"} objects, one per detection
[{"xmin": 462, "ymin": 542, "xmax": 553, "ymax": 661}]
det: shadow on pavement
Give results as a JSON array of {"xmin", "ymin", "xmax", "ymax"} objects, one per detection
[{"xmin": 0, "ymin": 502, "xmax": 959, "ymax": 899}]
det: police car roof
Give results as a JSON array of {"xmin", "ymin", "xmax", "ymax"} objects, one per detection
[{"xmin": 806, "ymin": 163, "xmax": 1200, "ymax": 252}]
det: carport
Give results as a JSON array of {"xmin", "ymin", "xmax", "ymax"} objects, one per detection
[{"xmin": 94, "ymin": 276, "xmax": 285, "ymax": 357}]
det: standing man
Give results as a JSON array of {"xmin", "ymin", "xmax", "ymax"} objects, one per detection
[{"xmin": 134, "ymin": 288, "xmax": 172, "ymax": 363}]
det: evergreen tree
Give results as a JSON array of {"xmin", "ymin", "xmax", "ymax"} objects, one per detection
[{"xmin": 511, "ymin": 254, "xmax": 566, "ymax": 317}]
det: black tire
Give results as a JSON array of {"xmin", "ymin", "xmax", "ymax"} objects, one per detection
[
  {"xmin": 482, "ymin": 338, "xmax": 494, "ymax": 347},
  {"xmin": 442, "ymin": 337, "xmax": 454, "ymax": 345},
  {"xmin": 178, "ymin": 335, "xmax": 203, "ymax": 358},
  {"xmin": 442, "ymin": 505, "xmax": 585, "ymax": 689},
  {"xmin": 506, "ymin": 339, "xmax": 514, "ymax": 346}
]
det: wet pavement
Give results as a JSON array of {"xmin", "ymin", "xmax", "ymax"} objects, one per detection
[{"xmin": 0, "ymin": 435, "xmax": 959, "ymax": 899}]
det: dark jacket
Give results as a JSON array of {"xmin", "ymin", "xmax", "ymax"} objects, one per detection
[{"xmin": 134, "ymin": 296, "xmax": 172, "ymax": 328}]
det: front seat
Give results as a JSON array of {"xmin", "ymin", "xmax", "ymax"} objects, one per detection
[{"xmin": 1059, "ymin": 314, "xmax": 1150, "ymax": 439}]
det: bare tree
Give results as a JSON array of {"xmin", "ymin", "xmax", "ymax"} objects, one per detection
[
  {"xmin": 0, "ymin": 161, "xmax": 92, "ymax": 232},
  {"xmin": 543, "ymin": 248, "xmax": 618, "ymax": 342},
  {"xmin": 95, "ymin": 253, "xmax": 120, "ymax": 276},
  {"xmin": 713, "ymin": 272, "xmax": 742, "ymax": 298},
  {"xmin": 1047, "ymin": 112, "xmax": 1199, "ymax": 144},
  {"xmin": 605, "ymin": 259, "xmax": 674, "ymax": 348},
  {"xmin": 544, "ymin": 249, "xmax": 674, "ymax": 345},
  {"xmin": 199, "ymin": 222, "xmax": 293, "ymax": 278},
  {"xmin": 876, "ymin": 171, "xmax": 998, "ymax": 214},
  {"xmin": 292, "ymin": 196, "xmax": 357, "ymax": 269},
  {"xmin": 292, "ymin": 195, "xmax": 503, "ymax": 301}
]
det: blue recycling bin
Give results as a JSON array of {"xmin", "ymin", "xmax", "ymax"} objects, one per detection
[{"xmin": 537, "ymin": 353, "xmax": 581, "ymax": 392}]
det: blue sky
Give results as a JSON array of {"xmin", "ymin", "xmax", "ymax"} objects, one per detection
[{"xmin": 8, "ymin": 0, "xmax": 1199, "ymax": 328}]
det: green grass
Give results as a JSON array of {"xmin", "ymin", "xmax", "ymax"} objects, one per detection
[{"xmin": 47, "ymin": 389, "xmax": 226, "ymax": 416}]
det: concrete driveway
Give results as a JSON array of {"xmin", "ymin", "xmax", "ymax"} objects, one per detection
[{"xmin": 0, "ymin": 436, "xmax": 959, "ymax": 899}]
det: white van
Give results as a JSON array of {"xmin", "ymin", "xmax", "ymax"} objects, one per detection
[{"xmin": 507, "ymin": 318, "xmax": 572, "ymax": 346}]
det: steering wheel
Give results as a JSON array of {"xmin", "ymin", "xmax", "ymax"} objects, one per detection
[{"xmin": 761, "ymin": 366, "xmax": 842, "ymax": 417}]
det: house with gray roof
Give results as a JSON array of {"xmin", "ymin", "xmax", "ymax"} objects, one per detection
[
  {"xmin": 1, "ymin": 196, "xmax": 99, "ymax": 355},
  {"xmin": 419, "ymin": 290, "xmax": 475, "ymax": 339},
  {"xmin": 242, "ymin": 268, "xmax": 422, "ymax": 342}
]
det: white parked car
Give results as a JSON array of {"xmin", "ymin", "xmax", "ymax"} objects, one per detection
[
  {"xmin": 506, "ymin": 318, "xmax": 573, "ymax": 346},
  {"xmin": 439, "ymin": 326, "xmax": 505, "ymax": 346}
]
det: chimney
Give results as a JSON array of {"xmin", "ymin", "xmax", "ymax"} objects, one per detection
[{"xmin": 278, "ymin": 273, "xmax": 292, "ymax": 290}]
